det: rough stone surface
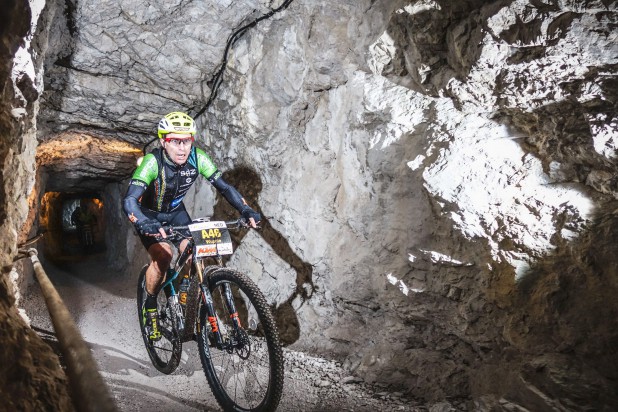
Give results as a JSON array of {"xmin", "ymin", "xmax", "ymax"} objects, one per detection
[
  {"xmin": 2, "ymin": 0, "xmax": 618, "ymax": 410},
  {"xmin": 0, "ymin": 0, "xmax": 74, "ymax": 410},
  {"xmin": 36, "ymin": 132, "xmax": 142, "ymax": 192}
]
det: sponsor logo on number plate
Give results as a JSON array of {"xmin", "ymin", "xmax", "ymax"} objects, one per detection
[{"xmin": 196, "ymin": 245, "xmax": 217, "ymax": 257}]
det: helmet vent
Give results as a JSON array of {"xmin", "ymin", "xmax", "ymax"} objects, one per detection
[{"xmin": 157, "ymin": 111, "xmax": 196, "ymax": 139}]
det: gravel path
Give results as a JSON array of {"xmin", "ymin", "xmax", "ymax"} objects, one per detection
[{"xmin": 19, "ymin": 254, "xmax": 462, "ymax": 412}]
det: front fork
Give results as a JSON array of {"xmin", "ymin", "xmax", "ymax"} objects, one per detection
[{"xmin": 199, "ymin": 276, "xmax": 242, "ymax": 349}]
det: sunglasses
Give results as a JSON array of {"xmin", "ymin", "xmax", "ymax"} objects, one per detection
[{"xmin": 164, "ymin": 137, "xmax": 194, "ymax": 147}]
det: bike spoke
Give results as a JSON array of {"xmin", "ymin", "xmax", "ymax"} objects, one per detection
[
  {"xmin": 137, "ymin": 265, "xmax": 182, "ymax": 374},
  {"xmin": 159, "ymin": 326, "xmax": 175, "ymax": 341},
  {"xmin": 197, "ymin": 269, "xmax": 283, "ymax": 411}
]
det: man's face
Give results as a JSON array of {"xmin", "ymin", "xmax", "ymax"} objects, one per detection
[{"xmin": 162, "ymin": 133, "xmax": 193, "ymax": 164}]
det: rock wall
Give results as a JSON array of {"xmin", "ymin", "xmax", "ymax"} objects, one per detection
[
  {"xmin": 204, "ymin": 1, "xmax": 618, "ymax": 409},
  {"xmin": 202, "ymin": 0, "xmax": 618, "ymax": 407},
  {"xmin": 0, "ymin": 0, "xmax": 73, "ymax": 410},
  {"xmin": 4, "ymin": 0, "xmax": 617, "ymax": 410}
]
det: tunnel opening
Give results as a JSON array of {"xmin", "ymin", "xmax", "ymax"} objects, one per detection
[
  {"xmin": 33, "ymin": 132, "xmax": 144, "ymax": 267},
  {"xmin": 39, "ymin": 191, "xmax": 106, "ymax": 263}
]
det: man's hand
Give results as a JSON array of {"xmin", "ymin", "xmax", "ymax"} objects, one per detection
[
  {"xmin": 241, "ymin": 206, "xmax": 261, "ymax": 229},
  {"xmin": 137, "ymin": 218, "xmax": 167, "ymax": 238}
]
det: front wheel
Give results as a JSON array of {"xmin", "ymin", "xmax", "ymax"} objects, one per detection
[
  {"xmin": 198, "ymin": 268, "xmax": 284, "ymax": 412},
  {"xmin": 137, "ymin": 265, "xmax": 182, "ymax": 374}
]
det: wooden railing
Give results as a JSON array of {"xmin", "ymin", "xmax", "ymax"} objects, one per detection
[{"xmin": 15, "ymin": 245, "xmax": 118, "ymax": 412}]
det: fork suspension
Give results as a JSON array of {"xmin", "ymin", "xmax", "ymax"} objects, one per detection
[
  {"xmin": 199, "ymin": 283, "xmax": 225, "ymax": 348},
  {"xmin": 222, "ymin": 283, "xmax": 242, "ymax": 329}
]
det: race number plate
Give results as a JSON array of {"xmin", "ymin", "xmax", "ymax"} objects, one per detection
[{"xmin": 188, "ymin": 221, "xmax": 233, "ymax": 257}]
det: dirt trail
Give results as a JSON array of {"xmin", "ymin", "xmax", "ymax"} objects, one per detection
[{"xmin": 20, "ymin": 254, "xmax": 447, "ymax": 412}]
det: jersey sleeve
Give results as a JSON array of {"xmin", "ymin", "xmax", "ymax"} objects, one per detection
[
  {"xmin": 196, "ymin": 148, "xmax": 221, "ymax": 180},
  {"xmin": 131, "ymin": 153, "xmax": 159, "ymax": 184},
  {"xmin": 122, "ymin": 154, "xmax": 158, "ymax": 224}
]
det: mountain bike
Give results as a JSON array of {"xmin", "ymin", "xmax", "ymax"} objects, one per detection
[{"xmin": 136, "ymin": 217, "xmax": 284, "ymax": 412}]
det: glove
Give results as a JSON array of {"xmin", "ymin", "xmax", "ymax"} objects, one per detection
[
  {"xmin": 240, "ymin": 206, "xmax": 261, "ymax": 225},
  {"xmin": 136, "ymin": 218, "xmax": 162, "ymax": 236}
]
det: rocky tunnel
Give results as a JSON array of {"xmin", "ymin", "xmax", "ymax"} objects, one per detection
[
  {"xmin": 31, "ymin": 132, "xmax": 306, "ymax": 344},
  {"xmin": 39, "ymin": 192, "xmax": 105, "ymax": 260},
  {"xmin": 32, "ymin": 132, "xmax": 142, "ymax": 264},
  {"xmin": 3, "ymin": 0, "xmax": 618, "ymax": 410}
]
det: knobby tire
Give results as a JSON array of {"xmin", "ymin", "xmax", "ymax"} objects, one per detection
[
  {"xmin": 137, "ymin": 265, "xmax": 182, "ymax": 374},
  {"xmin": 197, "ymin": 268, "xmax": 284, "ymax": 412}
]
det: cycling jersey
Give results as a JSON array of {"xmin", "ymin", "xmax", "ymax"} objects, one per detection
[{"xmin": 123, "ymin": 146, "xmax": 249, "ymax": 225}]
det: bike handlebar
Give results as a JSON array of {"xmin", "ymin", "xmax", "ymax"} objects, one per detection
[{"xmin": 160, "ymin": 218, "xmax": 254, "ymax": 238}]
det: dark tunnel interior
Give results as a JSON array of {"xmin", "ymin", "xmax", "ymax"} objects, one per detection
[{"xmin": 39, "ymin": 192, "xmax": 106, "ymax": 262}]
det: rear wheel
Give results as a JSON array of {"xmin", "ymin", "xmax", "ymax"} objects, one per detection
[
  {"xmin": 197, "ymin": 268, "xmax": 284, "ymax": 412},
  {"xmin": 137, "ymin": 265, "xmax": 182, "ymax": 374}
]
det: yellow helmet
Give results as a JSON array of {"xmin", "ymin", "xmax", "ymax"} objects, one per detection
[{"xmin": 157, "ymin": 112, "xmax": 196, "ymax": 139}]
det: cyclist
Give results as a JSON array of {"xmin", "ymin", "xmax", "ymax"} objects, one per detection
[
  {"xmin": 123, "ymin": 112, "xmax": 261, "ymax": 341},
  {"xmin": 71, "ymin": 201, "xmax": 97, "ymax": 250}
]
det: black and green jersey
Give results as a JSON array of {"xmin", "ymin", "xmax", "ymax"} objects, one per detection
[
  {"xmin": 123, "ymin": 146, "xmax": 250, "ymax": 225},
  {"xmin": 130, "ymin": 147, "xmax": 219, "ymax": 212}
]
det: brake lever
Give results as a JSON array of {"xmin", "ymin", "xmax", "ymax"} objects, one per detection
[
  {"xmin": 239, "ymin": 218, "xmax": 262, "ymax": 230},
  {"xmin": 151, "ymin": 227, "xmax": 173, "ymax": 239}
]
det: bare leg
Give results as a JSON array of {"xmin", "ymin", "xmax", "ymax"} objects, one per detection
[
  {"xmin": 145, "ymin": 239, "xmax": 191, "ymax": 296},
  {"xmin": 145, "ymin": 242, "xmax": 173, "ymax": 296}
]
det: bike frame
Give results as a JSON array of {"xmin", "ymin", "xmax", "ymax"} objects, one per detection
[{"xmin": 160, "ymin": 220, "xmax": 245, "ymax": 348}]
